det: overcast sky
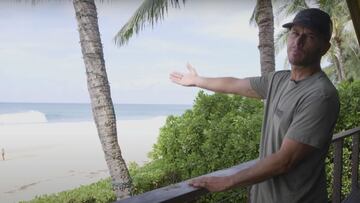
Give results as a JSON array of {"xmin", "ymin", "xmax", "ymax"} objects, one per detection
[{"xmin": 0, "ymin": 0, "xmax": 288, "ymax": 104}]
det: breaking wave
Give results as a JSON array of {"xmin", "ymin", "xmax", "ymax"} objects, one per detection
[{"xmin": 0, "ymin": 111, "xmax": 48, "ymax": 124}]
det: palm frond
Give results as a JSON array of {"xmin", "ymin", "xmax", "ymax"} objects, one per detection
[
  {"xmin": 275, "ymin": 0, "xmax": 309, "ymax": 18},
  {"xmin": 285, "ymin": 0, "xmax": 309, "ymax": 16},
  {"xmin": 317, "ymin": 0, "xmax": 343, "ymax": 14},
  {"xmin": 274, "ymin": 28, "xmax": 291, "ymax": 70},
  {"xmin": 273, "ymin": 0, "xmax": 310, "ymax": 27},
  {"xmin": 114, "ymin": 0, "xmax": 185, "ymax": 47},
  {"xmin": 249, "ymin": 2, "xmax": 258, "ymax": 26},
  {"xmin": 282, "ymin": 55, "xmax": 291, "ymax": 70},
  {"xmin": 273, "ymin": 0, "xmax": 292, "ymax": 23},
  {"xmin": 274, "ymin": 29, "xmax": 289, "ymax": 55}
]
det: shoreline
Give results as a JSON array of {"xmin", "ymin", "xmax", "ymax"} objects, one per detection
[{"xmin": 0, "ymin": 116, "xmax": 167, "ymax": 203}]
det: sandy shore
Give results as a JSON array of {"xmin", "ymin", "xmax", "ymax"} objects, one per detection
[{"xmin": 0, "ymin": 116, "xmax": 166, "ymax": 203}]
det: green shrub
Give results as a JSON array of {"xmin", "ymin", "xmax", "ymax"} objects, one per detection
[
  {"xmin": 326, "ymin": 80, "xmax": 360, "ymax": 200},
  {"xmin": 21, "ymin": 179, "xmax": 115, "ymax": 203},
  {"xmin": 128, "ymin": 160, "xmax": 182, "ymax": 195},
  {"xmin": 335, "ymin": 80, "xmax": 360, "ymax": 132},
  {"xmin": 131, "ymin": 91, "xmax": 263, "ymax": 202}
]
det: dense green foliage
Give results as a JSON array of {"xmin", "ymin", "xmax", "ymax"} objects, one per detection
[
  {"xmin": 25, "ymin": 80, "xmax": 360, "ymax": 203},
  {"xmin": 326, "ymin": 80, "xmax": 360, "ymax": 200},
  {"xmin": 152, "ymin": 92, "xmax": 263, "ymax": 176},
  {"xmin": 134, "ymin": 91, "xmax": 264, "ymax": 202},
  {"xmin": 335, "ymin": 80, "xmax": 360, "ymax": 132}
]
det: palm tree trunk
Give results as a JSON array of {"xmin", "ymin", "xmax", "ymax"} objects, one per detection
[
  {"xmin": 73, "ymin": 0, "xmax": 132, "ymax": 200},
  {"xmin": 334, "ymin": 37, "xmax": 346, "ymax": 81},
  {"xmin": 256, "ymin": 0, "xmax": 275, "ymax": 76},
  {"xmin": 333, "ymin": 54, "xmax": 346, "ymax": 82}
]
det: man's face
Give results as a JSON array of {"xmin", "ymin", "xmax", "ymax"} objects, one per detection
[{"xmin": 287, "ymin": 25, "xmax": 328, "ymax": 67}]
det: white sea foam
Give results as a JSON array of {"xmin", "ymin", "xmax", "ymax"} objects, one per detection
[{"xmin": 0, "ymin": 111, "xmax": 47, "ymax": 124}]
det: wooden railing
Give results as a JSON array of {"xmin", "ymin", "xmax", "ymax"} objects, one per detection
[
  {"xmin": 332, "ymin": 126, "xmax": 360, "ymax": 203},
  {"xmin": 117, "ymin": 126, "xmax": 360, "ymax": 203}
]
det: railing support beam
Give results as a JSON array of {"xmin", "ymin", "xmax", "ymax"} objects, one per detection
[
  {"xmin": 351, "ymin": 133, "xmax": 359, "ymax": 191},
  {"xmin": 333, "ymin": 139, "xmax": 344, "ymax": 203}
]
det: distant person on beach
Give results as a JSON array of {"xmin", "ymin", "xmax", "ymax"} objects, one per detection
[
  {"xmin": 170, "ymin": 8, "xmax": 339, "ymax": 203},
  {"xmin": 1, "ymin": 148, "xmax": 5, "ymax": 160}
]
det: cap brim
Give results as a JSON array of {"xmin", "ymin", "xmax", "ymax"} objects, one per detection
[
  {"xmin": 282, "ymin": 21, "xmax": 316, "ymax": 30},
  {"xmin": 282, "ymin": 22, "xmax": 294, "ymax": 28}
]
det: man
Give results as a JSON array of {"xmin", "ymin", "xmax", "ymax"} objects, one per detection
[
  {"xmin": 170, "ymin": 8, "xmax": 339, "ymax": 203},
  {"xmin": 1, "ymin": 148, "xmax": 5, "ymax": 161}
]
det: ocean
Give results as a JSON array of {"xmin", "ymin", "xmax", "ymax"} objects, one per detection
[
  {"xmin": 0, "ymin": 103, "xmax": 190, "ymax": 202},
  {"xmin": 0, "ymin": 102, "xmax": 192, "ymax": 124}
]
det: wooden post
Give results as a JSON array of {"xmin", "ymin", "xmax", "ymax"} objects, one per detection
[
  {"xmin": 333, "ymin": 139, "xmax": 344, "ymax": 203},
  {"xmin": 351, "ymin": 134, "xmax": 359, "ymax": 191},
  {"xmin": 247, "ymin": 186, "xmax": 251, "ymax": 203}
]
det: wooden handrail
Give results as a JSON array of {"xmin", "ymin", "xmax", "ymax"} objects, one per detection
[
  {"xmin": 117, "ymin": 160, "xmax": 257, "ymax": 203},
  {"xmin": 116, "ymin": 126, "xmax": 360, "ymax": 203},
  {"xmin": 332, "ymin": 126, "xmax": 360, "ymax": 142},
  {"xmin": 332, "ymin": 126, "xmax": 360, "ymax": 203}
]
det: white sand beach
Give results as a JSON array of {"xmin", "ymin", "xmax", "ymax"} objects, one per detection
[{"xmin": 0, "ymin": 117, "xmax": 166, "ymax": 203}]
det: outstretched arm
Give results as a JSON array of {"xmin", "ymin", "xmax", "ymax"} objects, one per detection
[
  {"xmin": 189, "ymin": 137, "xmax": 315, "ymax": 192},
  {"xmin": 170, "ymin": 63, "xmax": 261, "ymax": 99}
]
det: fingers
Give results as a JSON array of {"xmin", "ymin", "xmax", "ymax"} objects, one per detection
[
  {"xmin": 169, "ymin": 72, "xmax": 184, "ymax": 84},
  {"xmin": 169, "ymin": 63, "xmax": 197, "ymax": 86},
  {"xmin": 189, "ymin": 177, "xmax": 207, "ymax": 188},
  {"xmin": 171, "ymin": 63, "xmax": 196, "ymax": 79},
  {"xmin": 186, "ymin": 63, "xmax": 196, "ymax": 75},
  {"xmin": 170, "ymin": 72, "xmax": 183, "ymax": 79},
  {"xmin": 188, "ymin": 176, "xmax": 230, "ymax": 192},
  {"xmin": 186, "ymin": 63, "xmax": 193, "ymax": 71}
]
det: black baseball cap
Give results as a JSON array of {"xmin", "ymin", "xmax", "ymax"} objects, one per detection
[{"xmin": 282, "ymin": 8, "xmax": 333, "ymax": 41}]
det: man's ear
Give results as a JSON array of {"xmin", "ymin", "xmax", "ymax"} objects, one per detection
[{"xmin": 321, "ymin": 41, "xmax": 331, "ymax": 56}]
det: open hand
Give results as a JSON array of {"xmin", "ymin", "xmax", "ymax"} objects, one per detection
[
  {"xmin": 170, "ymin": 63, "xmax": 198, "ymax": 86},
  {"xmin": 188, "ymin": 176, "xmax": 233, "ymax": 192}
]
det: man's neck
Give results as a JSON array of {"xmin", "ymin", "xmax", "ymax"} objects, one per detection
[{"xmin": 290, "ymin": 65, "xmax": 321, "ymax": 82}]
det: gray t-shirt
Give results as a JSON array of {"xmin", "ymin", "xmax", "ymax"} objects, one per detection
[{"xmin": 249, "ymin": 70, "xmax": 339, "ymax": 203}]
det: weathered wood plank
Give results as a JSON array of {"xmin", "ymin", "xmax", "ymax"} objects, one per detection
[
  {"xmin": 117, "ymin": 160, "xmax": 257, "ymax": 203},
  {"xmin": 333, "ymin": 139, "xmax": 344, "ymax": 203},
  {"xmin": 332, "ymin": 127, "xmax": 360, "ymax": 142},
  {"xmin": 247, "ymin": 186, "xmax": 251, "ymax": 203},
  {"xmin": 343, "ymin": 190, "xmax": 360, "ymax": 203},
  {"xmin": 351, "ymin": 133, "xmax": 359, "ymax": 191}
]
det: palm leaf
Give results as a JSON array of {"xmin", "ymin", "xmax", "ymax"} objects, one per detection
[
  {"xmin": 114, "ymin": 0, "xmax": 185, "ymax": 47},
  {"xmin": 275, "ymin": 0, "xmax": 309, "ymax": 18},
  {"xmin": 249, "ymin": 2, "xmax": 258, "ymax": 26},
  {"xmin": 274, "ymin": 29, "xmax": 288, "ymax": 55}
]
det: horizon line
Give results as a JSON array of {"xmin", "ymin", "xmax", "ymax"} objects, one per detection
[{"xmin": 0, "ymin": 101, "xmax": 193, "ymax": 105}]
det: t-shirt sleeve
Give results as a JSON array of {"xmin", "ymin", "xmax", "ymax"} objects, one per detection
[
  {"xmin": 285, "ymin": 95, "xmax": 339, "ymax": 148},
  {"xmin": 249, "ymin": 72, "xmax": 274, "ymax": 99}
]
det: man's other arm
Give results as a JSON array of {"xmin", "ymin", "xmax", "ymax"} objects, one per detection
[{"xmin": 189, "ymin": 137, "xmax": 315, "ymax": 191}]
